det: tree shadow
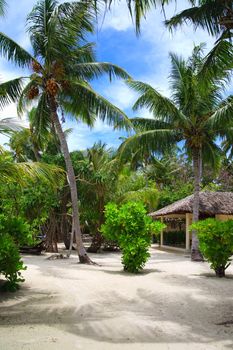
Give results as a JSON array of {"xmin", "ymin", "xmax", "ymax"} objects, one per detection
[
  {"xmin": 0, "ymin": 271, "xmax": 232, "ymax": 347},
  {"xmin": 103, "ymin": 268, "xmax": 163, "ymax": 276}
]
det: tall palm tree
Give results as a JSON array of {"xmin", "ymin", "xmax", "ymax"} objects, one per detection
[
  {"xmin": 0, "ymin": 0, "xmax": 130, "ymax": 262},
  {"xmin": 119, "ymin": 45, "xmax": 229, "ymax": 261}
]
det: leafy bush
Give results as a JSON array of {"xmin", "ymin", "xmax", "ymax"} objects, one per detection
[
  {"xmin": 101, "ymin": 202, "xmax": 165, "ymax": 273},
  {"xmin": 0, "ymin": 215, "xmax": 32, "ymax": 246},
  {"xmin": 0, "ymin": 234, "xmax": 26, "ymax": 291},
  {"xmin": 191, "ymin": 218, "xmax": 233, "ymax": 277},
  {"xmin": 0, "ymin": 215, "xmax": 31, "ymax": 291}
]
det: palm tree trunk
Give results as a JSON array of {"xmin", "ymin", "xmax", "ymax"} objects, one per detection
[
  {"xmin": 191, "ymin": 147, "xmax": 203, "ymax": 261},
  {"xmin": 48, "ymin": 97, "xmax": 92, "ymax": 263}
]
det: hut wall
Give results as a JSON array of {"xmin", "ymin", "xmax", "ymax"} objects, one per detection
[{"xmin": 215, "ymin": 214, "xmax": 233, "ymax": 221}]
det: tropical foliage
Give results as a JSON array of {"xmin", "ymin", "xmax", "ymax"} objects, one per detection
[
  {"xmin": 101, "ymin": 201, "xmax": 165, "ymax": 272},
  {"xmin": 192, "ymin": 218, "xmax": 233, "ymax": 277},
  {"xmin": 119, "ymin": 44, "xmax": 232, "ymax": 260},
  {"xmin": 0, "ymin": 0, "xmax": 130, "ymax": 262}
]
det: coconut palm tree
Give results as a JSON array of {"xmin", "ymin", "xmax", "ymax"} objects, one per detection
[
  {"xmin": 0, "ymin": 0, "xmax": 130, "ymax": 262},
  {"xmin": 119, "ymin": 45, "xmax": 230, "ymax": 261}
]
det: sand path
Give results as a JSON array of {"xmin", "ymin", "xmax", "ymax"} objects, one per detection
[{"xmin": 0, "ymin": 247, "xmax": 233, "ymax": 350}]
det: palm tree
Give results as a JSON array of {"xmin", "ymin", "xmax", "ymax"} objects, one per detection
[
  {"xmin": 0, "ymin": 0, "xmax": 130, "ymax": 262},
  {"xmin": 115, "ymin": 165, "xmax": 159, "ymax": 211},
  {"xmin": 119, "ymin": 45, "xmax": 229, "ymax": 261},
  {"xmin": 76, "ymin": 142, "xmax": 120, "ymax": 252}
]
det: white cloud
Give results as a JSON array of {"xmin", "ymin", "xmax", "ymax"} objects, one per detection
[
  {"xmin": 102, "ymin": 81, "xmax": 137, "ymax": 110},
  {"xmin": 99, "ymin": 3, "xmax": 133, "ymax": 32}
]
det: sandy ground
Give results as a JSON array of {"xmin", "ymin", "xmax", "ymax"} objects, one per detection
[{"xmin": 0, "ymin": 246, "xmax": 233, "ymax": 350}]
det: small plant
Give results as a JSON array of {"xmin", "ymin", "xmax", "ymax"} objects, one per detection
[
  {"xmin": 0, "ymin": 215, "xmax": 30, "ymax": 291},
  {"xmin": 0, "ymin": 234, "xmax": 26, "ymax": 291},
  {"xmin": 191, "ymin": 218, "xmax": 233, "ymax": 277},
  {"xmin": 101, "ymin": 202, "xmax": 165, "ymax": 273}
]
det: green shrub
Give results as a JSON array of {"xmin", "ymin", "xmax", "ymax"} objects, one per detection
[
  {"xmin": 101, "ymin": 202, "xmax": 165, "ymax": 273},
  {"xmin": 191, "ymin": 218, "xmax": 233, "ymax": 277},
  {"xmin": 0, "ymin": 215, "xmax": 32, "ymax": 246},
  {"xmin": 0, "ymin": 215, "xmax": 30, "ymax": 291},
  {"xmin": 0, "ymin": 234, "xmax": 26, "ymax": 291}
]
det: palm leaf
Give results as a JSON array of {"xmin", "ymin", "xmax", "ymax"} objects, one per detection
[
  {"xmin": 165, "ymin": 1, "xmax": 224, "ymax": 37},
  {"xmin": 61, "ymin": 80, "xmax": 131, "ymax": 130},
  {"xmin": 72, "ymin": 62, "xmax": 131, "ymax": 81},
  {"xmin": 118, "ymin": 129, "xmax": 178, "ymax": 160},
  {"xmin": 0, "ymin": 78, "xmax": 25, "ymax": 109},
  {"xmin": 0, "ymin": 152, "xmax": 64, "ymax": 187},
  {"xmin": 127, "ymin": 79, "xmax": 188, "ymax": 125},
  {"xmin": 0, "ymin": 32, "xmax": 34, "ymax": 67}
]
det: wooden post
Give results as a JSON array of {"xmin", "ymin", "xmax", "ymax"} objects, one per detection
[
  {"xmin": 185, "ymin": 213, "xmax": 190, "ymax": 251},
  {"xmin": 161, "ymin": 217, "xmax": 164, "ymax": 246}
]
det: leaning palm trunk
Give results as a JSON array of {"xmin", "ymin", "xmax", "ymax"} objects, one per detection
[
  {"xmin": 49, "ymin": 98, "xmax": 91, "ymax": 263},
  {"xmin": 191, "ymin": 147, "xmax": 204, "ymax": 261}
]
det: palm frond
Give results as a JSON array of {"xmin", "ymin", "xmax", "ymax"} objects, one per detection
[
  {"xmin": 198, "ymin": 40, "xmax": 233, "ymax": 85},
  {"xmin": 72, "ymin": 62, "xmax": 131, "ymax": 81},
  {"xmin": 17, "ymin": 80, "xmax": 39, "ymax": 116},
  {"xmin": 118, "ymin": 129, "xmax": 178, "ymax": 161},
  {"xmin": 130, "ymin": 117, "xmax": 171, "ymax": 131},
  {"xmin": 61, "ymin": 80, "xmax": 131, "ymax": 130},
  {"xmin": 127, "ymin": 79, "xmax": 188, "ymax": 125},
  {"xmin": 0, "ymin": 117, "xmax": 23, "ymax": 134},
  {"xmin": 0, "ymin": 32, "xmax": 34, "ymax": 67},
  {"xmin": 0, "ymin": 78, "xmax": 25, "ymax": 109},
  {"xmin": 208, "ymin": 95, "xmax": 233, "ymax": 129},
  {"xmin": 165, "ymin": 1, "xmax": 224, "ymax": 37},
  {"xmin": 0, "ymin": 152, "xmax": 64, "ymax": 187},
  {"xmin": 0, "ymin": 0, "xmax": 6, "ymax": 16}
]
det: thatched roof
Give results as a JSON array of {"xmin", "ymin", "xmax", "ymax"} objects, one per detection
[{"xmin": 150, "ymin": 192, "xmax": 233, "ymax": 217}]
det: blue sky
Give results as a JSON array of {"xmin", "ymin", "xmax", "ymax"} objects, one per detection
[{"xmin": 0, "ymin": 0, "xmax": 220, "ymax": 151}]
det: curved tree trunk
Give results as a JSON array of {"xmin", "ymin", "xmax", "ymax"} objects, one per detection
[
  {"xmin": 49, "ymin": 98, "xmax": 92, "ymax": 263},
  {"xmin": 191, "ymin": 147, "xmax": 204, "ymax": 261}
]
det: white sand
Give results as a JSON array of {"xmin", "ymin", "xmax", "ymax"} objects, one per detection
[{"xmin": 0, "ymin": 246, "xmax": 233, "ymax": 350}]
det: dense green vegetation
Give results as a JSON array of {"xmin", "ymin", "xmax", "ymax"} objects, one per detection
[
  {"xmin": 192, "ymin": 219, "xmax": 233, "ymax": 277},
  {"xmin": 0, "ymin": 0, "xmax": 233, "ymax": 286},
  {"xmin": 101, "ymin": 202, "xmax": 165, "ymax": 272}
]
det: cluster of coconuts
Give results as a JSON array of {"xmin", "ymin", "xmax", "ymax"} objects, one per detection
[
  {"xmin": 52, "ymin": 62, "xmax": 65, "ymax": 79},
  {"xmin": 219, "ymin": 9, "xmax": 233, "ymax": 29},
  {"xmin": 27, "ymin": 86, "xmax": 39, "ymax": 100},
  {"xmin": 32, "ymin": 61, "xmax": 42, "ymax": 73},
  {"xmin": 46, "ymin": 78, "xmax": 59, "ymax": 96},
  {"xmin": 28, "ymin": 60, "xmax": 64, "ymax": 98}
]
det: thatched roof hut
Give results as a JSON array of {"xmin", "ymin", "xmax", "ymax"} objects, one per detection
[{"xmin": 150, "ymin": 191, "xmax": 233, "ymax": 218}]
